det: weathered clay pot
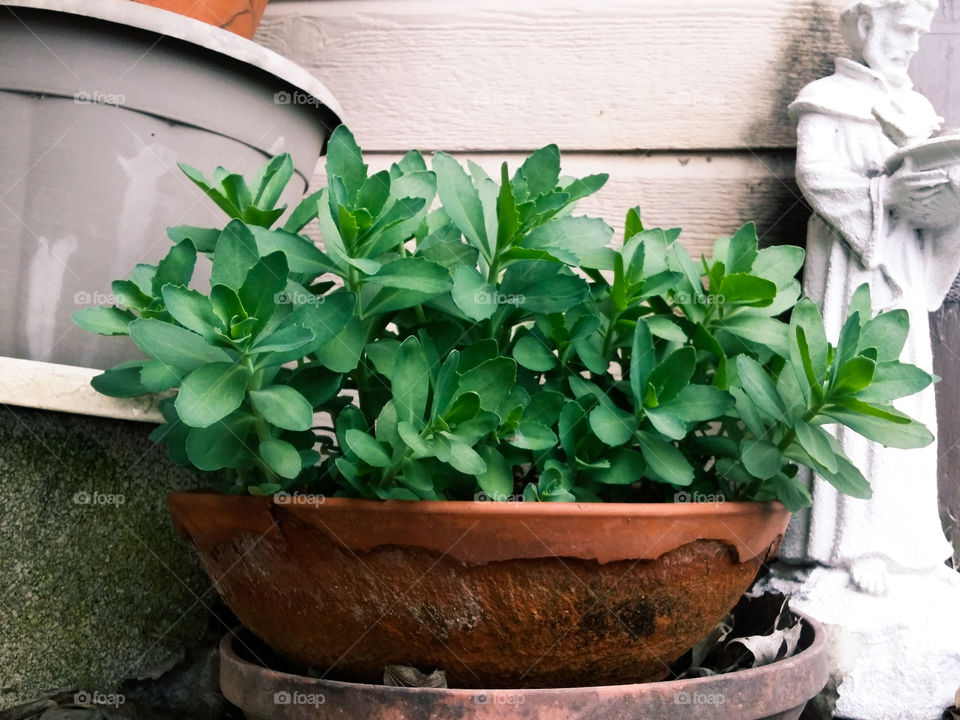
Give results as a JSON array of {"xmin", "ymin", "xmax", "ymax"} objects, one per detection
[
  {"xmin": 219, "ymin": 613, "xmax": 827, "ymax": 720},
  {"xmin": 128, "ymin": 0, "xmax": 270, "ymax": 37},
  {"xmin": 169, "ymin": 493, "xmax": 789, "ymax": 688}
]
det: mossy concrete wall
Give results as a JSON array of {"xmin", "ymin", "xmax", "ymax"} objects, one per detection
[{"xmin": 0, "ymin": 405, "xmax": 210, "ymax": 710}]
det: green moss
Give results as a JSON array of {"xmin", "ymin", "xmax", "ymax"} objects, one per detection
[{"xmin": 0, "ymin": 406, "xmax": 210, "ymax": 710}]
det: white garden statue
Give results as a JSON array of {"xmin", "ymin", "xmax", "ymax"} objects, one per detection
[{"xmin": 759, "ymin": 1, "xmax": 960, "ymax": 718}]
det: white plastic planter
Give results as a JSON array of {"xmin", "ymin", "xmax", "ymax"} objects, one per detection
[{"xmin": 0, "ymin": 0, "xmax": 342, "ymax": 368}]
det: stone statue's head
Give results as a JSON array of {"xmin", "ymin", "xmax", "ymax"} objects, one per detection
[{"xmin": 842, "ymin": 0, "xmax": 938, "ymax": 86}]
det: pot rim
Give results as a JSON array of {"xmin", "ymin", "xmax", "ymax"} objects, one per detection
[
  {"xmin": 0, "ymin": 0, "xmax": 343, "ymax": 120},
  {"xmin": 168, "ymin": 491, "xmax": 791, "ymax": 564},
  {"xmin": 219, "ymin": 612, "xmax": 827, "ymax": 713},
  {"xmin": 170, "ymin": 490, "xmax": 786, "ymax": 517}
]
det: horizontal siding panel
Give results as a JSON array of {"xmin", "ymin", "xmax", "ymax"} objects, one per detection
[
  {"xmin": 306, "ymin": 150, "xmax": 807, "ymax": 259},
  {"xmin": 258, "ymin": 0, "xmax": 847, "ymax": 152}
]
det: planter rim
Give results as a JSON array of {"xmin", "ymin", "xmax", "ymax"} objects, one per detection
[
  {"xmin": 168, "ymin": 491, "xmax": 790, "ymax": 564},
  {"xmin": 219, "ymin": 613, "xmax": 827, "ymax": 715},
  {"xmin": 0, "ymin": 356, "xmax": 163, "ymax": 423},
  {"xmin": 0, "ymin": 0, "xmax": 344, "ymax": 121}
]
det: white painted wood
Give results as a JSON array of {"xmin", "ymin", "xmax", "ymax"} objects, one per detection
[
  {"xmin": 0, "ymin": 357, "xmax": 163, "ymax": 423},
  {"xmin": 308, "ymin": 150, "xmax": 803, "ymax": 257},
  {"xmin": 257, "ymin": 0, "xmax": 849, "ymax": 152}
]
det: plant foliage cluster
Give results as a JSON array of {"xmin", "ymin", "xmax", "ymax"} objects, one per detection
[{"xmin": 74, "ymin": 127, "xmax": 934, "ymax": 509}]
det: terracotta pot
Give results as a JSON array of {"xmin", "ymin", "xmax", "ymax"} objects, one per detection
[
  {"xmin": 168, "ymin": 493, "xmax": 790, "ymax": 688},
  {"xmin": 219, "ymin": 614, "xmax": 827, "ymax": 720},
  {"xmin": 127, "ymin": 0, "xmax": 269, "ymax": 38}
]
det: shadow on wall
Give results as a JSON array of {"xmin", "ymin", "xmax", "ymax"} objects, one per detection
[{"xmin": 744, "ymin": 1, "xmax": 848, "ymax": 251}]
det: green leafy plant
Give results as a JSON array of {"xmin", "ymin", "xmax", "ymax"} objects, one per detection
[{"xmin": 74, "ymin": 126, "xmax": 934, "ymax": 508}]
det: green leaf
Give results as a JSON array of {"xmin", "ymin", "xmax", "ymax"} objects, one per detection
[
  {"xmin": 789, "ymin": 298, "xmax": 828, "ymax": 384},
  {"xmin": 821, "ymin": 399, "xmax": 933, "ymax": 449},
  {"xmin": 251, "ymin": 325, "xmax": 315, "ymax": 355},
  {"xmin": 441, "ymin": 437, "xmax": 487, "ymax": 475},
  {"xmin": 770, "ymin": 472, "xmax": 813, "ymax": 512},
  {"xmin": 443, "ymin": 391, "xmax": 481, "ymax": 425},
  {"xmin": 716, "ymin": 273, "xmax": 776, "ymax": 308},
  {"xmin": 72, "ymin": 307, "xmax": 136, "ymax": 336},
  {"xmin": 854, "ymin": 361, "xmax": 933, "ymax": 403},
  {"xmin": 313, "ymin": 315, "xmax": 364, "ymax": 373},
  {"xmin": 719, "ymin": 316, "xmax": 789, "ymax": 356},
  {"xmin": 648, "ymin": 347, "xmax": 696, "ymax": 404},
  {"xmin": 736, "ymin": 356, "xmax": 787, "ymax": 421},
  {"xmin": 90, "ymin": 362, "xmax": 148, "ymax": 398},
  {"xmin": 594, "ymin": 448, "xmax": 646, "ymax": 485},
  {"xmin": 393, "ymin": 336, "xmax": 431, "ymax": 424},
  {"xmin": 129, "ymin": 319, "xmax": 232, "ymax": 370},
  {"xmin": 831, "ymin": 356, "xmax": 876, "ymax": 396},
  {"xmin": 513, "ymin": 335, "xmax": 557, "ymax": 371},
  {"xmin": 185, "ymin": 413, "xmax": 255, "ymax": 471},
  {"xmin": 740, "ymin": 438, "xmax": 782, "ymax": 479},
  {"xmin": 451, "ymin": 265, "xmax": 497, "ymax": 322},
  {"xmin": 520, "ymin": 216, "xmax": 614, "ymax": 269},
  {"xmin": 433, "ymin": 152, "xmax": 490, "ymax": 260},
  {"xmin": 260, "ymin": 438, "xmax": 303, "ymax": 479},
  {"xmin": 365, "ymin": 258, "xmax": 452, "ymax": 294},
  {"xmin": 624, "ymin": 206, "xmax": 645, "ymax": 242},
  {"xmin": 859, "ymin": 309, "xmax": 909, "ymax": 362},
  {"xmin": 250, "ymin": 226, "xmax": 338, "ymax": 277},
  {"xmin": 178, "ymin": 162, "xmax": 241, "ymax": 219},
  {"xmin": 507, "ymin": 422, "xmax": 558, "ymax": 451},
  {"xmin": 513, "ymin": 144, "xmax": 560, "ymax": 200},
  {"xmin": 161, "ymin": 285, "xmax": 221, "ymax": 336},
  {"xmin": 635, "ymin": 431, "xmax": 694, "ymax": 486},
  {"xmin": 726, "ymin": 222, "xmax": 759, "ymax": 274},
  {"xmin": 326, "ymin": 125, "xmax": 367, "ymax": 206},
  {"xmin": 496, "ymin": 162, "xmax": 521, "ymax": 252},
  {"xmin": 630, "ymin": 319, "xmax": 655, "ymax": 407},
  {"xmin": 589, "ymin": 405, "xmax": 637, "ymax": 446},
  {"xmin": 645, "ymin": 406, "xmax": 688, "ymax": 440},
  {"xmin": 668, "ymin": 384, "xmax": 734, "ymax": 422},
  {"xmin": 476, "ymin": 446, "xmax": 513, "ymax": 498},
  {"xmin": 167, "ymin": 226, "xmax": 221, "ymax": 254},
  {"xmin": 238, "ymin": 251, "xmax": 289, "ymax": 335},
  {"xmin": 253, "ymin": 154, "xmax": 294, "ymax": 210},
  {"xmin": 283, "ymin": 189, "xmax": 324, "ymax": 233},
  {"xmin": 344, "ymin": 429, "xmax": 393, "ymax": 468},
  {"xmin": 249, "ymin": 386, "xmax": 314, "ymax": 431},
  {"xmin": 175, "ymin": 362, "xmax": 248, "ymax": 428},
  {"xmin": 211, "ymin": 221, "xmax": 260, "ymax": 290},
  {"xmin": 794, "ymin": 420, "xmax": 838, "ymax": 474},
  {"xmin": 139, "ymin": 360, "xmax": 185, "ymax": 392},
  {"xmin": 457, "ymin": 357, "xmax": 517, "ymax": 412},
  {"xmin": 153, "ymin": 239, "xmax": 197, "ymax": 294}
]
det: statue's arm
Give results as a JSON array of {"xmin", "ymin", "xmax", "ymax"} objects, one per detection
[{"xmin": 795, "ymin": 112, "xmax": 885, "ymax": 269}]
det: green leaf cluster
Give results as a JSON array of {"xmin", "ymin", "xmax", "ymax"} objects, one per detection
[{"xmin": 75, "ymin": 126, "xmax": 934, "ymax": 508}]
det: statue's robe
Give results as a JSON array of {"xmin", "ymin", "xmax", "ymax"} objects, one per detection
[{"xmin": 784, "ymin": 57, "xmax": 960, "ymax": 569}]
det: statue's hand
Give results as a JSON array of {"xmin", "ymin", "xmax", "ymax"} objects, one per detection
[{"xmin": 885, "ymin": 168, "xmax": 960, "ymax": 229}]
